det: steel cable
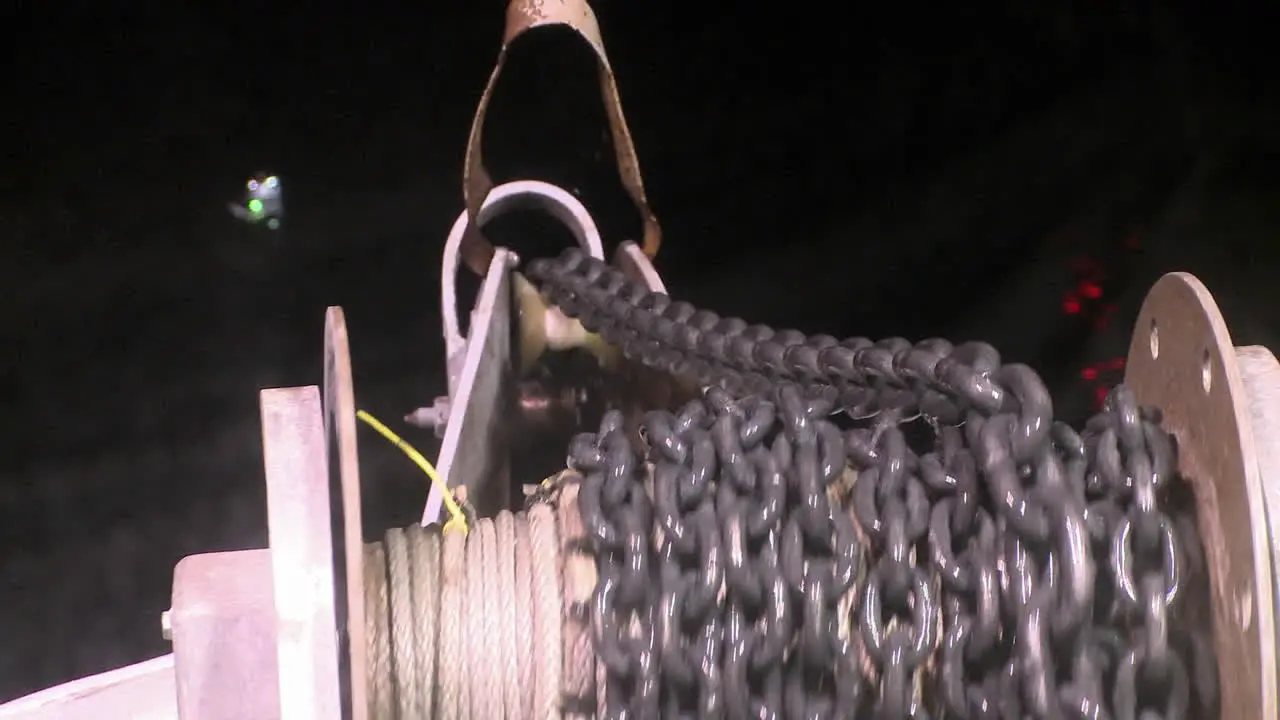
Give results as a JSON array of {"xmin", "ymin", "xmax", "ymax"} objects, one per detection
[
  {"xmin": 555, "ymin": 479, "xmax": 598, "ymax": 718},
  {"xmin": 438, "ymin": 526, "xmax": 466, "ymax": 718},
  {"xmin": 467, "ymin": 519, "xmax": 495, "ymax": 720},
  {"xmin": 514, "ymin": 511, "xmax": 536, "ymax": 718},
  {"xmin": 363, "ymin": 504, "xmax": 577, "ymax": 719},
  {"xmin": 385, "ymin": 528, "xmax": 418, "ymax": 718},
  {"xmin": 529, "ymin": 502, "xmax": 565, "ymax": 720},
  {"xmin": 495, "ymin": 511, "xmax": 522, "ymax": 718},
  {"xmin": 407, "ymin": 525, "xmax": 440, "ymax": 716},
  {"xmin": 366, "ymin": 542, "xmax": 394, "ymax": 717}
]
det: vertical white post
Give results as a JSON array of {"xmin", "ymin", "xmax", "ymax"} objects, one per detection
[{"xmin": 260, "ymin": 386, "xmax": 342, "ymax": 720}]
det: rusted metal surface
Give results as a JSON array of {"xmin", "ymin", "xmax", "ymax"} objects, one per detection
[
  {"xmin": 0, "ymin": 656, "xmax": 177, "ymax": 720},
  {"xmin": 1126, "ymin": 272, "xmax": 1277, "ymax": 720},
  {"xmin": 259, "ymin": 386, "xmax": 343, "ymax": 720},
  {"xmin": 322, "ymin": 307, "xmax": 368, "ymax": 720},
  {"xmin": 170, "ymin": 550, "xmax": 280, "ymax": 720},
  {"xmin": 461, "ymin": 0, "xmax": 660, "ymax": 276},
  {"xmin": 1237, "ymin": 345, "xmax": 1280, "ymax": 696}
]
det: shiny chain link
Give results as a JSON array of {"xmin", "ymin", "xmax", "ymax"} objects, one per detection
[{"xmin": 532, "ymin": 247, "xmax": 1217, "ymax": 719}]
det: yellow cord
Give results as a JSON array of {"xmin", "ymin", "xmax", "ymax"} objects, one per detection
[{"xmin": 356, "ymin": 409, "xmax": 469, "ymax": 536}]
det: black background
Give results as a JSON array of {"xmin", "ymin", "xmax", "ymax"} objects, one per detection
[{"xmin": 2, "ymin": 2, "xmax": 1277, "ymax": 701}]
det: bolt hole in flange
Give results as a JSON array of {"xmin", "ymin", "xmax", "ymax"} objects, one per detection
[
  {"xmin": 1127, "ymin": 272, "xmax": 1280, "ymax": 720},
  {"xmin": 1147, "ymin": 318, "xmax": 1216, "ymax": 394}
]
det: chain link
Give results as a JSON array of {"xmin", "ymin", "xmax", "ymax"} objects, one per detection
[
  {"xmin": 571, "ymin": 413, "xmax": 661, "ymax": 718},
  {"xmin": 533, "ymin": 247, "xmax": 1217, "ymax": 719}
]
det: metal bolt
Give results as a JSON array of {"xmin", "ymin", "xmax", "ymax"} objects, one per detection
[
  {"xmin": 161, "ymin": 609, "xmax": 172, "ymax": 641},
  {"xmin": 405, "ymin": 396, "xmax": 452, "ymax": 438}
]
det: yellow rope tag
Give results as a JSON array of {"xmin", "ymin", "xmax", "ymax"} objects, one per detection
[{"xmin": 356, "ymin": 409, "xmax": 469, "ymax": 536}]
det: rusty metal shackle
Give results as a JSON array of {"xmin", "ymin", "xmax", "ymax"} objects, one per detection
[{"xmin": 459, "ymin": 0, "xmax": 661, "ymax": 277}]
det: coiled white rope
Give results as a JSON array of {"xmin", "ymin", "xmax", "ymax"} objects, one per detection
[
  {"xmin": 438, "ymin": 527, "xmax": 465, "ymax": 718},
  {"xmin": 555, "ymin": 481, "xmax": 598, "ymax": 719},
  {"xmin": 495, "ymin": 511, "xmax": 522, "ymax": 717},
  {"xmin": 514, "ymin": 510, "xmax": 535, "ymax": 718},
  {"xmin": 364, "ymin": 495, "xmax": 588, "ymax": 719},
  {"xmin": 365, "ymin": 542, "xmax": 392, "ymax": 716},
  {"xmin": 385, "ymin": 528, "xmax": 418, "ymax": 718},
  {"xmin": 528, "ymin": 503, "xmax": 564, "ymax": 720}
]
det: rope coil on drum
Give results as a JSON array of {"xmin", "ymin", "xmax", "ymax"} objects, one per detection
[{"xmin": 362, "ymin": 502, "xmax": 585, "ymax": 720}]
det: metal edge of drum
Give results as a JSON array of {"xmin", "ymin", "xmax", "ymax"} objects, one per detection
[
  {"xmin": 1125, "ymin": 272, "xmax": 1277, "ymax": 719},
  {"xmin": 1236, "ymin": 345, "xmax": 1280, "ymax": 704},
  {"xmin": 325, "ymin": 306, "xmax": 368, "ymax": 720}
]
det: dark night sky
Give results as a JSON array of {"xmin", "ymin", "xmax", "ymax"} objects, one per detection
[{"xmin": 2, "ymin": 2, "xmax": 1278, "ymax": 701}]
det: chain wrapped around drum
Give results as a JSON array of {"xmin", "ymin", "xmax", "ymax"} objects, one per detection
[{"xmin": 531, "ymin": 247, "xmax": 1219, "ymax": 720}]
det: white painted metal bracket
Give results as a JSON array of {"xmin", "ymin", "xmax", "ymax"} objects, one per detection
[
  {"xmin": 169, "ymin": 549, "xmax": 279, "ymax": 719},
  {"xmin": 258, "ymin": 386, "xmax": 342, "ymax": 720},
  {"xmin": 427, "ymin": 180, "xmax": 606, "ymax": 523},
  {"xmin": 0, "ymin": 386, "xmax": 348, "ymax": 720},
  {"xmin": 427, "ymin": 248, "xmax": 518, "ymax": 523}
]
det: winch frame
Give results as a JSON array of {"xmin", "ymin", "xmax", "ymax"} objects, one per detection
[{"xmin": 4, "ymin": 246, "xmax": 1278, "ymax": 720}]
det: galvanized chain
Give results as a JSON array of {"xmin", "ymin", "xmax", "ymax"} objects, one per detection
[
  {"xmin": 916, "ymin": 421, "xmax": 1008, "ymax": 718},
  {"xmin": 848, "ymin": 413, "xmax": 937, "ymax": 719},
  {"xmin": 771, "ymin": 384, "xmax": 863, "ymax": 718},
  {"xmin": 570, "ymin": 412, "xmax": 662, "ymax": 718},
  {"xmin": 643, "ymin": 396, "xmax": 725, "ymax": 718},
  {"xmin": 1084, "ymin": 387, "xmax": 1219, "ymax": 720},
  {"xmin": 531, "ymin": 247, "xmax": 1217, "ymax": 719}
]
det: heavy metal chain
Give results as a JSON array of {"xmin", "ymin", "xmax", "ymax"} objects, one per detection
[{"xmin": 529, "ymin": 248, "xmax": 1218, "ymax": 719}]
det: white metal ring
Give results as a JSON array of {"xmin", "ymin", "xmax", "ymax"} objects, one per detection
[{"xmin": 439, "ymin": 180, "xmax": 604, "ymax": 392}]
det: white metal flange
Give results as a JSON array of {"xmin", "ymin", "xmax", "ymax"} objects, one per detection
[
  {"xmin": 1125, "ymin": 272, "xmax": 1277, "ymax": 719},
  {"xmin": 323, "ymin": 307, "xmax": 368, "ymax": 720}
]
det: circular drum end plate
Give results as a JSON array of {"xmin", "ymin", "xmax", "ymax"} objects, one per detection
[
  {"xmin": 1126, "ymin": 272, "xmax": 1276, "ymax": 719},
  {"xmin": 325, "ymin": 306, "xmax": 368, "ymax": 720}
]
